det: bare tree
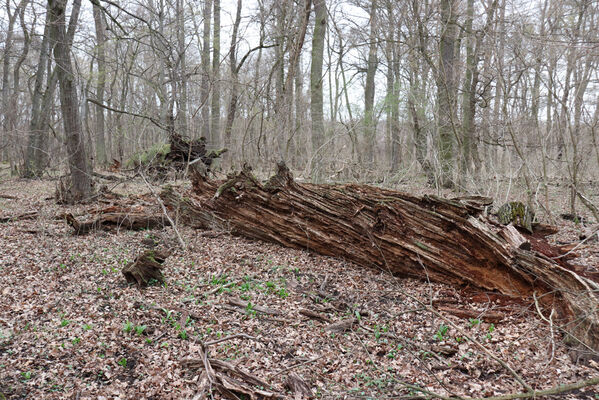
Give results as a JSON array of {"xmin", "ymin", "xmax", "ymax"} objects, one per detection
[
  {"xmin": 49, "ymin": 0, "xmax": 91, "ymax": 201},
  {"xmin": 310, "ymin": 0, "xmax": 326, "ymax": 177},
  {"xmin": 92, "ymin": 1, "xmax": 107, "ymax": 166}
]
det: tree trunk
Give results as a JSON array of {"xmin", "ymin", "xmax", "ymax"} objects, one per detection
[
  {"xmin": 92, "ymin": 1, "xmax": 107, "ymax": 166},
  {"xmin": 162, "ymin": 163, "xmax": 599, "ymax": 352},
  {"xmin": 310, "ymin": 0, "xmax": 326, "ymax": 178},
  {"xmin": 0, "ymin": 0, "xmax": 25, "ymax": 163},
  {"xmin": 7, "ymin": 0, "xmax": 30, "ymax": 173},
  {"xmin": 363, "ymin": 0, "xmax": 378, "ymax": 168},
  {"xmin": 223, "ymin": 0, "xmax": 242, "ymax": 150},
  {"xmin": 24, "ymin": 11, "xmax": 51, "ymax": 177},
  {"xmin": 210, "ymin": 0, "xmax": 221, "ymax": 145},
  {"xmin": 177, "ymin": 0, "xmax": 188, "ymax": 137},
  {"xmin": 200, "ymin": 0, "xmax": 212, "ymax": 142},
  {"xmin": 49, "ymin": 0, "xmax": 91, "ymax": 202},
  {"xmin": 436, "ymin": 0, "xmax": 458, "ymax": 188}
]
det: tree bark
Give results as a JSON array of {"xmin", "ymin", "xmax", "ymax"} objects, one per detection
[
  {"xmin": 310, "ymin": 0, "xmax": 326, "ymax": 178},
  {"xmin": 223, "ymin": 0, "xmax": 242, "ymax": 149},
  {"xmin": 162, "ymin": 163, "xmax": 599, "ymax": 351},
  {"xmin": 363, "ymin": 0, "xmax": 378, "ymax": 167},
  {"xmin": 200, "ymin": 0, "xmax": 212, "ymax": 141},
  {"xmin": 92, "ymin": 1, "xmax": 107, "ymax": 166},
  {"xmin": 210, "ymin": 0, "xmax": 221, "ymax": 145},
  {"xmin": 436, "ymin": 0, "xmax": 458, "ymax": 188},
  {"xmin": 49, "ymin": 0, "xmax": 91, "ymax": 202},
  {"xmin": 24, "ymin": 10, "xmax": 51, "ymax": 178}
]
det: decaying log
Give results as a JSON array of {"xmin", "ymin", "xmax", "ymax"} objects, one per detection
[
  {"xmin": 167, "ymin": 133, "xmax": 227, "ymax": 170},
  {"xmin": 161, "ymin": 162, "xmax": 599, "ymax": 351},
  {"xmin": 325, "ymin": 318, "xmax": 357, "ymax": 333},
  {"xmin": 436, "ymin": 305, "xmax": 504, "ymax": 324},
  {"xmin": 0, "ymin": 211, "xmax": 38, "ymax": 223},
  {"xmin": 499, "ymin": 224, "xmax": 531, "ymax": 251},
  {"xmin": 122, "ymin": 250, "xmax": 169, "ymax": 287},
  {"xmin": 182, "ymin": 341, "xmax": 284, "ymax": 400},
  {"xmin": 285, "ymin": 373, "xmax": 313, "ymax": 399},
  {"xmin": 64, "ymin": 212, "xmax": 169, "ymax": 235}
]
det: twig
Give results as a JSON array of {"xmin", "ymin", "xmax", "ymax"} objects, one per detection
[
  {"xmin": 269, "ymin": 357, "xmax": 319, "ymax": 379},
  {"xmin": 139, "ymin": 172, "xmax": 186, "ymax": 250},
  {"xmin": 551, "ymin": 226, "xmax": 599, "ymax": 259},
  {"xmin": 533, "ymin": 292, "xmax": 556, "ymax": 365},
  {"xmin": 204, "ymin": 334, "xmax": 260, "ymax": 346},
  {"xmin": 205, "ymin": 281, "xmax": 237, "ymax": 296},
  {"xmin": 466, "ymin": 376, "xmax": 599, "ymax": 400}
]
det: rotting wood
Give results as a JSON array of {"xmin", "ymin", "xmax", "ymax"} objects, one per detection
[
  {"xmin": 0, "ymin": 211, "xmax": 38, "ymax": 223},
  {"xmin": 325, "ymin": 318, "xmax": 356, "ymax": 333},
  {"xmin": 182, "ymin": 337, "xmax": 284, "ymax": 400},
  {"xmin": 64, "ymin": 212, "xmax": 169, "ymax": 235},
  {"xmin": 299, "ymin": 308, "xmax": 331, "ymax": 322},
  {"xmin": 122, "ymin": 249, "xmax": 169, "ymax": 287},
  {"xmin": 499, "ymin": 224, "xmax": 531, "ymax": 251},
  {"xmin": 285, "ymin": 372, "xmax": 313, "ymax": 400},
  {"xmin": 160, "ymin": 162, "xmax": 599, "ymax": 351},
  {"xmin": 436, "ymin": 305, "xmax": 504, "ymax": 324}
]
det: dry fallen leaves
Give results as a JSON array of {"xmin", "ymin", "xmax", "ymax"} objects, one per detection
[{"xmin": 0, "ymin": 178, "xmax": 598, "ymax": 399}]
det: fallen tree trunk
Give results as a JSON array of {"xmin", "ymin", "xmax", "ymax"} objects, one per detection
[
  {"xmin": 161, "ymin": 163, "xmax": 599, "ymax": 351},
  {"xmin": 64, "ymin": 212, "xmax": 169, "ymax": 235}
]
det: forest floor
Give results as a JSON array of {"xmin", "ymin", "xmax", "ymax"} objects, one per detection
[{"xmin": 1, "ymin": 170, "xmax": 598, "ymax": 399}]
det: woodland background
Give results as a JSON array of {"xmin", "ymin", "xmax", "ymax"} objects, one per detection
[{"xmin": 0, "ymin": 0, "xmax": 598, "ymax": 211}]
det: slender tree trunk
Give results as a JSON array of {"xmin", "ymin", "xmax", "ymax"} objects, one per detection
[
  {"xmin": 49, "ymin": 0, "xmax": 91, "ymax": 201},
  {"xmin": 310, "ymin": 0, "xmax": 326, "ymax": 178},
  {"xmin": 200, "ymin": 0, "xmax": 212, "ymax": 141},
  {"xmin": 25, "ymin": 11, "xmax": 51, "ymax": 177},
  {"xmin": 223, "ymin": 0, "xmax": 242, "ymax": 149},
  {"xmin": 6, "ymin": 0, "xmax": 29, "ymax": 173},
  {"xmin": 0, "ymin": 0, "xmax": 22, "ymax": 162},
  {"xmin": 460, "ymin": 0, "xmax": 474, "ymax": 184},
  {"xmin": 92, "ymin": 2, "xmax": 107, "ymax": 166},
  {"xmin": 390, "ymin": 41, "xmax": 401, "ymax": 172},
  {"xmin": 364, "ymin": 0, "xmax": 378, "ymax": 168},
  {"xmin": 436, "ymin": 0, "xmax": 458, "ymax": 188},
  {"xmin": 210, "ymin": 0, "xmax": 221, "ymax": 145},
  {"xmin": 177, "ymin": 0, "xmax": 188, "ymax": 136}
]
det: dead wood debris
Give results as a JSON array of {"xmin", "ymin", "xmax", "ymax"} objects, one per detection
[
  {"xmin": 63, "ymin": 212, "xmax": 169, "ymax": 235},
  {"xmin": 121, "ymin": 249, "xmax": 169, "ymax": 287},
  {"xmin": 435, "ymin": 305, "xmax": 505, "ymax": 324},
  {"xmin": 325, "ymin": 318, "xmax": 357, "ymax": 333},
  {"xmin": 284, "ymin": 373, "xmax": 313, "ymax": 400},
  {"xmin": 0, "ymin": 211, "xmax": 37, "ymax": 223},
  {"xmin": 298, "ymin": 308, "xmax": 331, "ymax": 323},
  {"xmin": 160, "ymin": 162, "xmax": 599, "ymax": 352},
  {"xmin": 227, "ymin": 297, "xmax": 283, "ymax": 316},
  {"xmin": 182, "ymin": 338, "xmax": 284, "ymax": 400}
]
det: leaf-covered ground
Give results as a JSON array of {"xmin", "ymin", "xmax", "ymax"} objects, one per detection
[{"xmin": 0, "ymin": 177, "xmax": 598, "ymax": 399}]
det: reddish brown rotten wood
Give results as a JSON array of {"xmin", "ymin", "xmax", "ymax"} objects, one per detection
[{"xmin": 161, "ymin": 162, "xmax": 599, "ymax": 351}]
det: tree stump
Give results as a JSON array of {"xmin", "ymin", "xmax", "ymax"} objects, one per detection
[{"xmin": 122, "ymin": 250, "xmax": 169, "ymax": 287}]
